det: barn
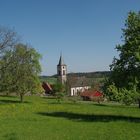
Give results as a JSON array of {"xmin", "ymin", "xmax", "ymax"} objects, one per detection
[{"xmin": 80, "ymin": 90, "xmax": 103, "ymax": 102}]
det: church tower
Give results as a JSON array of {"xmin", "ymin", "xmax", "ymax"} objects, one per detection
[{"xmin": 57, "ymin": 54, "xmax": 67, "ymax": 84}]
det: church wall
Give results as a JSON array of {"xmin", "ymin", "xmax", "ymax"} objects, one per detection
[{"xmin": 70, "ymin": 86, "xmax": 91, "ymax": 96}]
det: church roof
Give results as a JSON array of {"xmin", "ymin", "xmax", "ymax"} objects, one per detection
[
  {"xmin": 68, "ymin": 76, "xmax": 91, "ymax": 88},
  {"xmin": 57, "ymin": 55, "xmax": 66, "ymax": 66}
]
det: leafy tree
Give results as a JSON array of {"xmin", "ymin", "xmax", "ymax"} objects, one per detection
[
  {"xmin": 52, "ymin": 82, "xmax": 65, "ymax": 93},
  {"xmin": 51, "ymin": 82, "xmax": 66, "ymax": 103},
  {"xmin": 0, "ymin": 43, "xmax": 42, "ymax": 102},
  {"xmin": 105, "ymin": 83, "xmax": 136, "ymax": 105},
  {"xmin": 105, "ymin": 11, "xmax": 140, "ymax": 107},
  {"xmin": 0, "ymin": 50, "xmax": 13, "ymax": 94}
]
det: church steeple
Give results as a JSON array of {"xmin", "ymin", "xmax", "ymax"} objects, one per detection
[
  {"xmin": 58, "ymin": 54, "xmax": 65, "ymax": 66},
  {"xmin": 57, "ymin": 54, "xmax": 67, "ymax": 84}
]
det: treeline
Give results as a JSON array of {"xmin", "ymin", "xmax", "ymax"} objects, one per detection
[
  {"xmin": 67, "ymin": 71, "xmax": 111, "ymax": 78},
  {"xmin": 51, "ymin": 71, "xmax": 110, "ymax": 79}
]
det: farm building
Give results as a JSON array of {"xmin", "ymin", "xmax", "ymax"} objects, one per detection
[{"xmin": 80, "ymin": 90, "xmax": 103, "ymax": 101}]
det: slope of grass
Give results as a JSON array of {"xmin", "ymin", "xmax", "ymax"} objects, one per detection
[{"xmin": 0, "ymin": 95, "xmax": 140, "ymax": 140}]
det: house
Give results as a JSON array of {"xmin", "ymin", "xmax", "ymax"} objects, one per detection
[{"xmin": 80, "ymin": 90, "xmax": 103, "ymax": 101}]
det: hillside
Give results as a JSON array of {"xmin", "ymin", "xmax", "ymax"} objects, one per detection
[
  {"xmin": 51, "ymin": 71, "xmax": 111, "ymax": 79},
  {"xmin": 67, "ymin": 71, "xmax": 111, "ymax": 78}
]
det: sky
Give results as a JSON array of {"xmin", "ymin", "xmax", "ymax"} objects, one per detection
[{"xmin": 0, "ymin": 0, "xmax": 140, "ymax": 75}]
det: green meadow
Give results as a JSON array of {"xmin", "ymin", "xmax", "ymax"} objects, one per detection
[{"xmin": 0, "ymin": 95, "xmax": 140, "ymax": 140}]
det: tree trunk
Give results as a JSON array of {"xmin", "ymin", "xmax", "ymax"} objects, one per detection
[
  {"xmin": 20, "ymin": 94, "xmax": 23, "ymax": 103},
  {"xmin": 138, "ymin": 99, "xmax": 140, "ymax": 108}
]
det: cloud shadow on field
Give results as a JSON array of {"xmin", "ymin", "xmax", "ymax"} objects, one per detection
[{"xmin": 37, "ymin": 111, "xmax": 140, "ymax": 123}]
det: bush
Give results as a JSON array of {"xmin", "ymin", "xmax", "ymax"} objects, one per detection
[
  {"xmin": 119, "ymin": 88, "xmax": 135, "ymax": 105},
  {"xmin": 55, "ymin": 92, "xmax": 64, "ymax": 103}
]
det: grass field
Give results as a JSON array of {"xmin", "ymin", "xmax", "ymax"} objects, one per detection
[{"xmin": 0, "ymin": 95, "xmax": 140, "ymax": 140}]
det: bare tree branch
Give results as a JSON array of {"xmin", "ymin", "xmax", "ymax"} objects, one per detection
[{"xmin": 0, "ymin": 26, "xmax": 19, "ymax": 54}]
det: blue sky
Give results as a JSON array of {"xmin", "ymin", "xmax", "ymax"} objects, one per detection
[{"xmin": 0, "ymin": 0, "xmax": 140, "ymax": 75}]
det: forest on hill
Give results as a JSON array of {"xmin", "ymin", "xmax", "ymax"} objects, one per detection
[
  {"xmin": 67, "ymin": 71, "xmax": 111, "ymax": 78},
  {"xmin": 50, "ymin": 71, "xmax": 111, "ymax": 79},
  {"xmin": 40, "ymin": 71, "xmax": 111, "ymax": 85}
]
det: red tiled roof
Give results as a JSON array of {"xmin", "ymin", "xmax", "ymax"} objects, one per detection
[
  {"xmin": 42, "ymin": 82, "xmax": 53, "ymax": 92},
  {"xmin": 80, "ymin": 90, "xmax": 103, "ymax": 97}
]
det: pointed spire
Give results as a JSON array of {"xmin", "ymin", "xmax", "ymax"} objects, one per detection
[{"xmin": 58, "ymin": 53, "xmax": 65, "ymax": 66}]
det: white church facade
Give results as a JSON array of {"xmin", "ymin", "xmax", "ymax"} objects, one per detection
[
  {"xmin": 57, "ymin": 55, "xmax": 91, "ymax": 96},
  {"xmin": 70, "ymin": 86, "xmax": 91, "ymax": 96}
]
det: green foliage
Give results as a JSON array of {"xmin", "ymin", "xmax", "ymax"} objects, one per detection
[
  {"xmin": 52, "ymin": 82, "xmax": 66, "ymax": 103},
  {"xmin": 55, "ymin": 92, "xmax": 64, "ymax": 103},
  {"xmin": 119, "ymin": 88, "xmax": 136, "ymax": 105},
  {"xmin": 0, "ymin": 44, "xmax": 42, "ymax": 102},
  {"xmin": 104, "ymin": 83, "xmax": 139, "ymax": 105},
  {"xmin": 104, "ymin": 11, "xmax": 140, "ymax": 106},
  {"xmin": 52, "ymin": 82, "xmax": 65, "ymax": 93},
  {"xmin": 106, "ymin": 84, "xmax": 120, "ymax": 101},
  {"xmin": 110, "ymin": 11, "xmax": 140, "ymax": 90}
]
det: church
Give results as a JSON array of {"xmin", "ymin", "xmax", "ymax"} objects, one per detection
[{"xmin": 57, "ymin": 55, "xmax": 91, "ymax": 96}]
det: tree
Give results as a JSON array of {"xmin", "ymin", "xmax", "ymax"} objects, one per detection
[
  {"xmin": 52, "ymin": 82, "xmax": 66, "ymax": 94},
  {"xmin": 0, "ymin": 26, "xmax": 18, "ymax": 55},
  {"xmin": 104, "ymin": 11, "xmax": 140, "ymax": 107},
  {"xmin": 0, "ymin": 26, "xmax": 19, "ymax": 79},
  {"xmin": 0, "ymin": 43, "xmax": 42, "ymax": 102},
  {"xmin": 51, "ymin": 82, "xmax": 66, "ymax": 103}
]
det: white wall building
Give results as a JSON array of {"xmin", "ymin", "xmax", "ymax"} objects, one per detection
[{"xmin": 70, "ymin": 86, "xmax": 91, "ymax": 96}]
